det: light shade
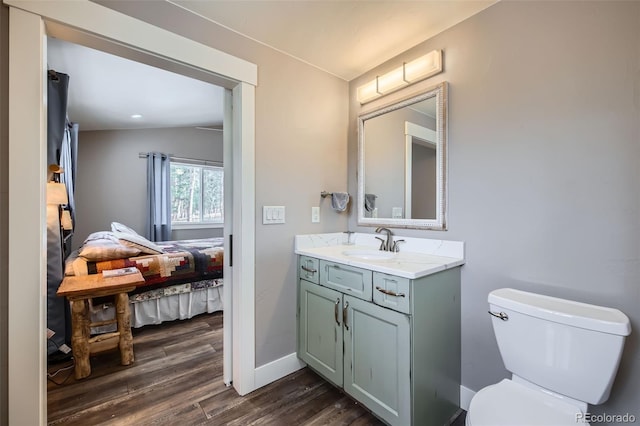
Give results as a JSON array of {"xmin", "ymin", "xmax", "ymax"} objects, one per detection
[
  {"xmin": 404, "ymin": 50, "xmax": 442, "ymax": 83},
  {"xmin": 357, "ymin": 50, "xmax": 443, "ymax": 104},
  {"xmin": 47, "ymin": 182, "xmax": 68, "ymax": 205},
  {"xmin": 356, "ymin": 79, "xmax": 379, "ymax": 104},
  {"xmin": 376, "ymin": 66, "xmax": 405, "ymax": 94},
  {"xmin": 60, "ymin": 210, "xmax": 73, "ymax": 230}
]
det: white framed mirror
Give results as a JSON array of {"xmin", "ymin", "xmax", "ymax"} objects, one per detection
[{"xmin": 357, "ymin": 81, "xmax": 448, "ymax": 230}]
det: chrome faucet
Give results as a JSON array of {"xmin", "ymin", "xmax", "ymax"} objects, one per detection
[{"xmin": 375, "ymin": 227, "xmax": 394, "ymax": 251}]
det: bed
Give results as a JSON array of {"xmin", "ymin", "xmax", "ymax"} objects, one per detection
[{"xmin": 64, "ymin": 227, "xmax": 224, "ymax": 329}]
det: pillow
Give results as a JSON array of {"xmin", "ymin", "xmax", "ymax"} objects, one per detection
[
  {"xmin": 79, "ymin": 231, "xmax": 141, "ymax": 261},
  {"xmin": 83, "ymin": 231, "xmax": 116, "ymax": 242},
  {"xmin": 115, "ymin": 232, "xmax": 164, "ymax": 255},
  {"xmin": 111, "ymin": 221, "xmax": 139, "ymax": 236}
]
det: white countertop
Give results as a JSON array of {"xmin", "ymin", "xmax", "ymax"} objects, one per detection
[{"xmin": 294, "ymin": 233, "xmax": 465, "ymax": 279}]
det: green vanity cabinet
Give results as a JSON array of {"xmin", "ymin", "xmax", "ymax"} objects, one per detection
[
  {"xmin": 343, "ymin": 294, "xmax": 411, "ymax": 426},
  {"xmin": 297, "ymin": 255, "xmax": 461, "ymax": 426},
  {"xmin": 298, "ymin": 278, "xmax": 343, "ymax": 386}
]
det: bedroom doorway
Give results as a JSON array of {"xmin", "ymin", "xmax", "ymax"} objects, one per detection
[
  {"xmin": 45, "ymin": 34, "xmax": 230, "ymax": 406},
  {"xmin": 7, "ymin": 2, "xmax": 257, "ymax": 424}
]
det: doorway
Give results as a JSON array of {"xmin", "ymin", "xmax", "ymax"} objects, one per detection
[
  {"xmin": 45, "ymin": 35, "xmax": 227, "ymax": 418},
  {"xmin": 7, "ymin": 2, "xmax": 257, "ymax": 424}
]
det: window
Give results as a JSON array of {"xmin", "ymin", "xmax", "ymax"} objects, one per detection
[{"xmin": 170, "ymin": 161, "xmax": 223, "ymax": 225}]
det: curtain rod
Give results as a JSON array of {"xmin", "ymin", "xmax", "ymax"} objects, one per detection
[{"xmin": 138, "ymin": 152, "xmax": 223, "ymax": 167}]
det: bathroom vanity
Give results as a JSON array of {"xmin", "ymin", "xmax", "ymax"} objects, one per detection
[{"xmin": 295, "ymin": 233, "xmax": 464, "ymax": 426}]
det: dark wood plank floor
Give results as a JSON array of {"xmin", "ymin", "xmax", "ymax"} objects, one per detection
[{"xmin": 47, "ymin": 312, "xmax": 388, "ymax": 425}]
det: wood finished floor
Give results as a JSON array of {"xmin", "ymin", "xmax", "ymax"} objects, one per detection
[{"xmin": 47, "ymin": 312, "xmax": 387, "ymax": 425}]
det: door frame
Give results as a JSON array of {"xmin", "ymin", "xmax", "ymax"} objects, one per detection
[{"xmin": 7, "ymin": 1, "xmax": 257, "ymax": 424}]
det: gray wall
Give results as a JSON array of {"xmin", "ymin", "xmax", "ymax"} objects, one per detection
[
  {"xmin": 6, "ymin": 1, "xmax": 636, "ymax": 420},
  {"xmin": 89, "ymin": 1, "xmax": 350, "ymax": 367},
  {"xmin": 349, "ymin": 1, "xmax": 640, "ymax": 419},
  {"xmin": 74, "ymin": 127, "xmax": 223, "ymax": 248},
  {"xmin": 0, "ymin": 4, "xmax": 8, "ymax": 424}
]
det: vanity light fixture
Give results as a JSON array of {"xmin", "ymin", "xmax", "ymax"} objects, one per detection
[{"xmin": 357, "ymin": 49, "xmax": 443, "ymax": 104}]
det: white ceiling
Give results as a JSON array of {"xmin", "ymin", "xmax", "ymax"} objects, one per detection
[
  {"xmin": 48, "ymin": 0, "xmax": 495, "ymax": 131},
  {"xmin": 173, "ymin": 0, "xmax": 495, "ymax": 81},
  {"xmin": 47, "ymin": 37, "xmax": 225, "ymax": 131}
]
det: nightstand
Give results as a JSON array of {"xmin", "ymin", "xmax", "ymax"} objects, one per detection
[{"xmin": 57, "ymin": 271, "xmax": 144, "ymax": 379}]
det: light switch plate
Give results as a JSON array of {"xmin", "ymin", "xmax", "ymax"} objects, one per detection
[
  {"xmin": 263, "ymin": 206, "xmax": 285, "ymax": 224},
  {"xmin": 312, "ymin": 206, "xmax": 320, "ymax": 223}
]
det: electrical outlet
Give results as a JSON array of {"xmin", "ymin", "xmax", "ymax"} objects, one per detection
[{"xmin": 312, "ymin": 207, "xmax": 320, "ymax": 223}]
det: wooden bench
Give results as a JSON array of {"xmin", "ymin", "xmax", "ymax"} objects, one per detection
[{"xmin": 57, "ymin": 271, "xmax": 144, "ymax": 379}]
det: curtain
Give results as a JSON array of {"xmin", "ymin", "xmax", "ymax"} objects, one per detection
[
  {"xmin": 146, "ymin": 152, "xmax": 172, "ymax": 241},
  {"xmin": 47, "ymin": 70, "xmax": 70, "ymax": 356},
  {"xmin": 47, "ymin": 70, "xmax": 69, "ymax": 166},
  {"xmin": 60, "ymin": 121, "xmax": 79, "ymax": 222},
  {"xmin": 59, "ymin": 121, "xmax": 78, "ymax": 256}
]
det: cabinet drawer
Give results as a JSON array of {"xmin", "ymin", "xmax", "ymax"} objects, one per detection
[
  {"xmin": 320, "ymin": 261, "xmax": 372, "ymax": 301},
  {"xmin": 373, "ymin": 272, "xmax": 411, "ymax": 314},
  {"xmin": 299, "ymin": 256, "xmax": 320, "ymax": 283}
]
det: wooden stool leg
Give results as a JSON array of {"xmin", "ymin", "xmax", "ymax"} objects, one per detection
[
  {"xmin": 115, "ymin": 292, "xmax": 134, "ymax": 365},
  {"xmin": 70, "ymin": 299, "xmax": 91, "ymax": 379}
]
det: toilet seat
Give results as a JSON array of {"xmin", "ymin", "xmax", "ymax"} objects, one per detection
[{"xmin": 466, "ymin": 379, "xmax": 589, "ymax": 426}]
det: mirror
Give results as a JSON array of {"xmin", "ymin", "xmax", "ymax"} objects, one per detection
[{"xmin": 357, "ymin": 82, "xmax": 447, "ymax": 230}]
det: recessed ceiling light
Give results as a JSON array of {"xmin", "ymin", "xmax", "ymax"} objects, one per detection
[{"xmin": 130, "ymin": 114, "xmax": 143, "ymax": 119}]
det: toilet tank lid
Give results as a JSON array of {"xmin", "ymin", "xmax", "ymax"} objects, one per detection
[{"xmin": 488, "ymin": 288, "xmax": 631, "ymax": 336}]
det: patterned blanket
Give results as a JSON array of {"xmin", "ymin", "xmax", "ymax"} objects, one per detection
[{"xmin": 65, "ymin": 238, "xmax": 224, "ymax": 293}]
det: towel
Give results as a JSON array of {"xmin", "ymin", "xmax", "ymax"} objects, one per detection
[
  {"xmin": 331, "ymin": 192, "xmax": 350, "ymax": 212},
  {"xmin": 364, "ymin": 193, "xmax": 377, "ymax": 212}
]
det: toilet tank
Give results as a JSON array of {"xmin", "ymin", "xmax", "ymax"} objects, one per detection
[{"xmin": 488, "ymin": 288, "xmax": 631, "ymax": 405}]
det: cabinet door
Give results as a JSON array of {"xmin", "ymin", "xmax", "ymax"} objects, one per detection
[
  {"xmin": 343, "ymin": 295, "xmax": 411, "ymax": 426},
  {"xmin": 298, "ymin": 279, "xmax": 343, "ymax": 386}
]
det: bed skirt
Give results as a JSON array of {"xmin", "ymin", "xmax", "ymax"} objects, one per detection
[
  {"xmin": 90, "ymin": 284, "xmax": 223, "ymax": 331},
  {"xmin": 131, "ymin": 285, "xmax": 223, "ymax": 328}
]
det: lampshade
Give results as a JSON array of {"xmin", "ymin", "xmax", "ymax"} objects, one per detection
[
  {"xmin": 60, "ymin": 210, "xmax": 73, "ymax": 230},
  {"xmin": 47, "ymin": 182, "xmax": 68, "ymax": 205},
  {"xmin": 48, "ymin": 164, "xmax": 64, "ymax": 174}
]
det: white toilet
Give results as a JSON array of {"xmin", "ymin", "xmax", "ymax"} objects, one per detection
[{"xmin": 466, "ymin": 288, "xmax": 631, "ymax": 426}]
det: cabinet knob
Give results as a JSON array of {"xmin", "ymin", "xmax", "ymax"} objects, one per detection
[{"xmin": 334, "ymin": 299, "xmax": 341, "ymax": 326}]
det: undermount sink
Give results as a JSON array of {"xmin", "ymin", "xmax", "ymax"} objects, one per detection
[{"xmin": 342, "ymin": 249, "xmax": 396, "ymax": 260}]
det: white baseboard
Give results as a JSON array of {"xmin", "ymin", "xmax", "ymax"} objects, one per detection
[
  {"xmin": 254, "ymin": 352, "xmax": 306, "ymax": 390},
  {"xmin": 460, "ymin": 385, "xmax": 476, "ymax": 411}
]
